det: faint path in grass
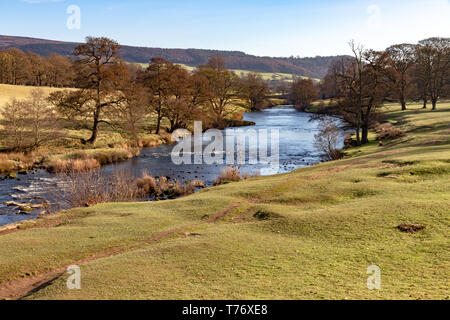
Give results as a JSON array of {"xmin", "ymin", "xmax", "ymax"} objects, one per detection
[{"xmin": 0, "ymin": 201, "xmax": 248, "ymax": 300}]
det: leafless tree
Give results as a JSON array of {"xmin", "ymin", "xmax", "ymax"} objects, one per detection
[
  {"xmin": 49, "ymin": 37, "xmax": 126, "ymax": 143},
  {"xmin": 196, "ymin": 56, "xmax": 243, "ymax": 123},
  {"xmin": 1, "ymin": 89, "xmax": 62, "ymax": 151},
  {"xmin": 290, "ymin": 78, "xmax": 318, "ymax": 111},
  {"xmin": 415, "ymin": 38, "xmax": 450, "ymax": 110},
  {"xmin": 385, "ymin": 44, "xmax": 416, "ymax": 110},
  {"xmin": 314, "ymin": 119, "xmax": 343, "ymax": 160},
  {"xmin": 0, "ymin": 98, "xmax": 28, "ymax": 151},
  {"xmin": 242, "ymin": 73, "xmax": 269, "ymax": 111}
]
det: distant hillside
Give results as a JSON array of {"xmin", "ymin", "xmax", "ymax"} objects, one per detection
[{"xmin": 0, "ymin": 35, "xmax": 346, "ymax": 79}]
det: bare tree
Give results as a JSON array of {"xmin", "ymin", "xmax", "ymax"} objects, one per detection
[
  {"xmin": 1, "ymin": 89, "xmax": 62, "ymax": 151},
  {"xmin": 4, "ymin": 48, "xmax": 32, "ymax": 85},
  {"xmin": 25, "ymin": 89, "xmax": 62, "ymax": 149},
  {"xmin": 242, "ymin": 73, "xmax": 269, "ymax": 111},
  {"xmin": 290, "ymin": 78, "xmax": 318, "ymax": 111},
  {"xmin": 0, "ymin": 98, "xmax": 28, "ymax": 151},
  {"xmin": 139, "ymin": 57, "xmax": 173, "ymax": 134},
  {"xmin": 49, "ymin": 37, "xmax": 126, "ymax": 143},
  {"xmin": 196, "ymin": 56, "xmax": 242, "ymax": 123},
  {"xmin": 46, "ymin": 54, "xmax": 75, "ymax": 87},
  {"xmin": 325, "ymin": 47, "xmax": 388, "ymax": 145},
  {"xmin": 111, "ymin": 83, "xmax": 150, "ymax": 145},
  {"xmin": 199, "ymin": 54, "xmax": 227, "ymax": 71},
  {"xmin": 28, "ymin": 52, "xmax": 49, "ymax": 86},
  {"xmin": 349, "ymin": 40, "xmax": 364, "ymax": 146},
  {"xmin": 162, "ymin": 65, "xmax": 203, "ymax": 132},
  {"xmin": 385, "ymin": 44, "xmax": 416, "ymax": 110},
  {"xmin": 415, "ymin": 38, "xmax": 450, "ymax": 110},
  {"xmin": 314, "ymin": 119, "xmax": 343, "ymax": 160}
]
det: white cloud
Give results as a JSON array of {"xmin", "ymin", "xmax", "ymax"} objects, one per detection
[{"xmin": 366, "ymin": 5, "xmax": 382, "ymax": 30}]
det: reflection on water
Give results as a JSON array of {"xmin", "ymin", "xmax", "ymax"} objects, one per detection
[{"xmin": 0, "ymin": 106, "xmax": 345, "ymax": 226}]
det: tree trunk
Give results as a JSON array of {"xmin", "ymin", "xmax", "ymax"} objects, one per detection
[
  {"xmin": 361, "ymin": 125, "xmax": 369, "ymax": 145},
  {"xmin": 155, "ymin": 98, "xmax": 162, "ymax": 134},
  {"xmin": 87, "ymin": 110, "xmax": 100, "ymax": 144},
  {"xmin": 431, "ymin": 98, "xmax": 437, "ymax": 110},
  {"xmin": 155, "ymin": 113, "xmax": 161, "ymax": 134},
  {"xmin": 422, "ymin": 97, "xmax": 427, "ymax": 109},
  {"xmin": 400, "ymin": 97, "xmax": 407, "ymax": 111},
  {"xmin": 356, "ymin": 107, "xmax": 361, "ymax": 146}
]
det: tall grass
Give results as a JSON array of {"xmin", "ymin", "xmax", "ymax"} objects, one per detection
[
  {"xmin": 213, "ymin": 166, "xmax": 260, "ymax": 185},
  {"xmin": 0, "ymin": 154, "xmax": 13, "ymax": 173},
  {"xmin": 48, "ymin": 158, "xmax": 100, "ymax": 173},
  {"xmin": 56, "ymin": 168, "xmax": 205, "ymax": 208},
  {"xmin": 0, "ymin": 151, "xmax": 49, "ymax": 173}
]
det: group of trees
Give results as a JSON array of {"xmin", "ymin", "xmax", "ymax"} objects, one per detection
[
  {"xmin": 318, "ymin": 37, "xmax": 449, "ymax": 145},
  {"xmin": 0, "ymin": 37, "xmax": 271, "ymax": 149},
  {"xmin": 5, "ymin": 36, "xmax": 446, "ymax": 152},
  {"xmin": 0, "ymin": 48, "xmax": 75, "ymax": 87}
]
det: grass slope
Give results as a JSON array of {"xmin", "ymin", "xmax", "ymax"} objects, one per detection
[
  {"xmin": 0, "ymin": 103, "xmax": 449, "ymax": 300},
  {"xmin": 0, "ymin": 84, "xmax": 64, "ymax": 110}
]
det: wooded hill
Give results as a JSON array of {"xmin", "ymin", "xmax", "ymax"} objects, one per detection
[{"xmin": 0, "ymin": 35, "xmax": 346, "ymax": 79}]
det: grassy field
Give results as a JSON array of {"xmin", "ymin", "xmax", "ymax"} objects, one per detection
[
  {"xmin": 0, "ymin": 102, "xmax": 449, "ymax": 300},
  {"xmin": 0, "ymin": 84, "xmax": 65, "ymax": 110}
]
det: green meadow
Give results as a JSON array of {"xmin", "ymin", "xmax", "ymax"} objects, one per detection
[{"xmin": 0, "ymin": 102, "xmax": 449, "ymax": 300}]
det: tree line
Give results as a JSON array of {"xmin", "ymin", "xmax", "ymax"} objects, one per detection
[
  {"xmin": 1, "ymin": 35, "xmax": 347, "ymax": 79},
  {"xmin": 0, "ymin": 48, "xmax": 75, "ymax": 87},
  {"xmin": 1, "ymin": 37, "xmax": 270, "ymax": 151}
]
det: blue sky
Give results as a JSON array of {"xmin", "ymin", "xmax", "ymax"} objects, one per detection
[{"xmin": 0, "ymin": 0, "xmax": 449, "ymax": 57}]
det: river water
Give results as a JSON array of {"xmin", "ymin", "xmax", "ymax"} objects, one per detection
[{"xmin": 0, "ymin": 106, "xmax": 344, "ymax": 227}]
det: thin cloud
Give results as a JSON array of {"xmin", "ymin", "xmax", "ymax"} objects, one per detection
[{"xmin": 20, "ymin": 0, "xmax": 65, "ymax": 3}]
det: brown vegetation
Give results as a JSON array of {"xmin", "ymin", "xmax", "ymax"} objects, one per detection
[
  {"xmin": 241, "ymin": 73, "xmax": 270, "ymax": 111},
  {"xmin": 0, "ymin": 47, "xmax": 74, "ymax": 87},
  {"xmin": 375, "ymin": 123, "xmax": 406, "ymax": 141},
  {"xmin": 57, "ymin": 168, "xmax": 206, "ymax": 207},
  {"xmin": 213, "ymin": 166, "xmax": 260, "ymax": 185},
  {"xmin": 290, "ymin": 78, "xmax": 318, "ymax": 111},
  {"xmin": 314, "ymin": 120, "xmax": 344, "ymax": 160},
  {"xmin": 0, "ymin": 88, "xmax": 63, "ymax": 152}
]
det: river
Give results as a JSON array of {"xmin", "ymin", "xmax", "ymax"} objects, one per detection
[{"xmin": 0, "ymin": 106, "xmax": 345, "ymax": 227}]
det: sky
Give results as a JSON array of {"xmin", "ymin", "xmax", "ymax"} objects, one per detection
[{"xmin": 0, "ymin": 0, "xmax": 449, "ymax": 57}]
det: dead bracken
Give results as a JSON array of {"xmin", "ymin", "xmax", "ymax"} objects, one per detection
[{"xmin": 397, "ymin": 224, "xmax": 426, "ymax": 233}]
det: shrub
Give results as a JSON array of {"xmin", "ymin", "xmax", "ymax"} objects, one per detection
[
  {"xmin": 375, "ymin": 123, "xmax": 405, "ymax": 141},
  {"xmin": 0, "ymin": 154, "xmax": 14, "ymax": 173},
  {"xmin": 213, "ymin": 166, "xmax": 241, "ymax": 185},
  {"xmin": 213, "ymin": 167, "xmax": 260, "ymax": 185},
  {"xmin": 139, "ymin": 138, "xmax": 161, "ymax": 148},
  {"xmin": 136, "ymin": 172, "xmax": 158, "ymax": 194},
  {"xmin": 190, "ymin": 180, "xmax": 206, "ymax": 188},
  {"xmin": 315, "ymin": 119, "xmax": 344, "ymax": 160},
  {"xmin": 55, "ymin": 167, "xmax": 206, "ymax": 207}
]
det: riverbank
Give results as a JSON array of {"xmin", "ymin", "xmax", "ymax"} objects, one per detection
[
  {"xmin": 0, "ymin": 106, "xmax": 326, "ymax": 224},
  {"xmin": 0, "ymin": 102, "xmax": 448, "ymax": 299}
]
